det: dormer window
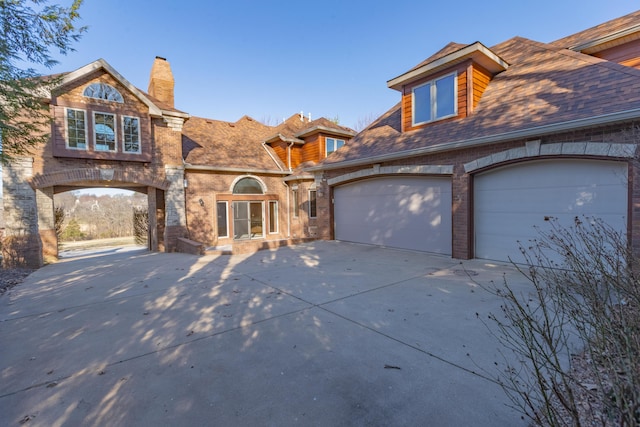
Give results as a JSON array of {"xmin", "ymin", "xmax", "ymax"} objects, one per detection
[
  {"xmin": 412, "ymin": 72, "xmax": 457, "ymax": 126},
  {"xmin": 83, "ymin": 83, "xmax": 124, "ymax": 103},
  {"xmin": 326, "ymin": 137, "xmax": 345, "ymax": 156}
]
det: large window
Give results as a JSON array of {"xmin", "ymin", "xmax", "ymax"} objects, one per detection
[
  {"xmin": 122, "ymin": 116, "xmax": 140, "ymax": 153},
  {"xmin": 326, "ymin": 137, "xmax": 344, "ymax": 156},
  {"xmin": 66, "ymin": 108, "xmax": 87, "ymax": 149},
  {"xmin": 217, "ymin": 201, "xmax": 228, "ymax": 238},
  {"xmin": 412, "ymin": 72, "xmax": 456, "ymax": 126},
  {"xmin": 308, "ymin": 190, "xmax": 317, "ymax": 218},
  {"xmin": 94, "ymin": 112, "xmax": 116, "ymax": 151},
  {"xmin": 269, "ymin": 201, "xmax": 278, "ymax": 234}
]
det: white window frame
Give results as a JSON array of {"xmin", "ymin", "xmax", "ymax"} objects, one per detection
[
  {"xmin": 93, "ymin": 111, "xmax": 117, "ymax": 152},
  {"xmin": 216, "ymin": 201, "xmax": 229, "ymax": 238},
  {"xmin": 122, "ymin": 115, "xmax": 141, "ymax": 154},
  {"xmin": 325, "ymin": 137, "xmax": 345, "ymax": 156},
  {"xmin": 308, "ymin": 190, "xmax": 317, "ymax": 218},
  {"xmin": 64, "ymin": 108, "xmax": 88, "ymax": 150},
  {"xmin": 411, "ymin": 72, "xmax": 457, "ymax": 126},
  {"xmin": 268, "ymin": 200, "xmax": 278, "ymax": 234}
]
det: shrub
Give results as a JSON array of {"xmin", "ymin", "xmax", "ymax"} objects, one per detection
[{"xmin": 481, "ymin": 216, "xmax": 639, "ymax": 426}]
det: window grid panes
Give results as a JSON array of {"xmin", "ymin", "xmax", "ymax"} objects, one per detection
[
  {"xmin": 293, "ymin": 189, "xmax": 299, "ymax": 218},
  {"xmin": 94, "ymin": 112, "xmax": 116, "ymax": 151},
  {"xmin": 412, "ymin": 72, "xmax": 456, "ymax": 125},
  {"xmin": 123, "ymin": 116, "xmax": 140, "ymax": 153},
  {"xmin": 66, "ymin": 109, "xmax": 87, "ymax": 149},
  {"xmin": 83, "ymin": 83, "xmax": 124, "ymax": 103},
  {"xmin": 326, "ymin": 138, "xmax": 345, "ymax": 156}
]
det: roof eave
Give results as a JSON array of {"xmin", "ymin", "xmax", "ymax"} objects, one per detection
[
  {"xmin": 184, "ymin": 163, "xmax": 292, "ymax": 176},
  {"xmin": 387, "ymin": 42, "xmax": 509, "ymax": 91},
  {"xmin": 264, "ymin": 133, "xmax": 305, "ymax": 145},
  {"xmin": 294, "ymin": 125, "xmax": 357, "ymax": 139},
  {"xmin": 308, "ymin": 108, "xmax": 640, "ymax": 172},
  {"xmin": 569, "ymin": 25, "xmax": 640, "ymax": 54}
]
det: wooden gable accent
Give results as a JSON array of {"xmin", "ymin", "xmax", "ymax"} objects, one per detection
[{"xmin": 592, "ymin": 38, "xmax": 640, "ymax": 70}]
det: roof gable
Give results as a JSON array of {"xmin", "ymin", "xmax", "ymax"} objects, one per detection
[
  {"xmin": 53, "ymin": 59, "xmax": 168, "ymax": 117},
  {"xmin": 387, "ymin": 42, "xmax": 508, "ymax": 91}
]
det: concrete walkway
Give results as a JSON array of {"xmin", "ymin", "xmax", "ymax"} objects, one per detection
[{"xmin": 0, "ymin": 241, "xmax": 530, "ymax": 426}]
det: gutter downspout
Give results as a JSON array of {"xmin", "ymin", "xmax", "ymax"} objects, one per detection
[{"xmin": 287, "ymin": 141, "xmax": 295, "ymax": 171}]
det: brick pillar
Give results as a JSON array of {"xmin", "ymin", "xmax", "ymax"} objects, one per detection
[
  {"xmin": 147, "ymin": 186, "xmax": 159, "ymax": 251},
  {"xmin": 2, "ymin": 157, "xmax": 43, "ymax": 268},
  {"xmin": 163, "ymin": 166, "xmax": 187, "ymax": 252},
  {"xmin": 452, "ymin": 165, "xmax": 472, "ymax": 260},
  {"xmin": 36, "ymin": 187, "xmax": 57, "ymax": 263}
]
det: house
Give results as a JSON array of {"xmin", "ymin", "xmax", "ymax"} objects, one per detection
[
  {"xmin": 307, "ymin": 10, "xmax": 640, "ymax": 263},
  {"xmin": 1, "ymin": 57, "xmax": 354, "ymax": 267},
  {"xmin": 3, "ymin": 11, "xmax": 640, "ymax": 268}
]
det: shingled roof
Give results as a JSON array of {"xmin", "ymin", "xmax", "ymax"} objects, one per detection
[
  {"xmin": 183, "ymin": 113, "xmax": 355, "ymax": 170},
  {"xmin": 551, "ymin": 10, "xmax": 640, "ymax": 50},
  {"xmin": 317, "ymin": 28, "xmax": 640, "ymax": 168}
]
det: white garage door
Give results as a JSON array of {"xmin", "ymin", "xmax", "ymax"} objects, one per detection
[
  {"xmin": 474, "ymin": 159, "xmax": 628, "ymax": 263},
  {"xmin": 334, "ymin": 176, "xmax": 452, "ymax": 254}
]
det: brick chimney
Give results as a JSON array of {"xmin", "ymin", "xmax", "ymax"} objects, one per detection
[{"xmin": 148, "ymin": 56, "xmax": 175, "ymax": 108}]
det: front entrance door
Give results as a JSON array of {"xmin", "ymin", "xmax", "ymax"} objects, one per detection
[{"xmin": 233, "ymin": 201, "xmax": 263, "ymax": 240}]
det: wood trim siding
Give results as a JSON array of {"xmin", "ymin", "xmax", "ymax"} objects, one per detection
[
  {"xmin": 472, "ymin": 64, "xmax": 492, "ymax": 108},
  {"xmin": 593, "ymin": 39, "xmax": 640, "ymax": 70}
]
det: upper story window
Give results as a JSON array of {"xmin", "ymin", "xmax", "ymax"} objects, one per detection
[
  {"xmin": 65, "ymin": 108, "xmax": 87, "ymax": 149},
  {"xmin": 326, "ymin": 137, "xmax": 345, "ymax": 156},
  {"xmin": 122, "ymin": 116, "xmax": 140, "ymax": 153},
  {"xmin": 94, "ymin": 112, "xmax": 116, "ymax": 152},
  {"xmin": 83, "ymin": 83, "xmax": 124, "ymax": 103},
  {"xmin": 233, "ymin": 177, "xmax": 264, "ymax": 194},
  {"xmin": 412, "ymin": 72, "xmax": 457, "ymax": 126}
]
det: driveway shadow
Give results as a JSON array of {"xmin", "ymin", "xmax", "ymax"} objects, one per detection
[{"xmin": 0, "ymin": 241, "xmax": 530, "ymax": 426}]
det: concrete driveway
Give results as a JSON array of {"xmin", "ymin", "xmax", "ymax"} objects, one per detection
[{"xmin": 0, "ymin": 241, "xmax": 530, "ymax": 426}]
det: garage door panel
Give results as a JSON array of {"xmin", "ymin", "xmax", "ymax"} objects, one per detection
[
  {"xmin": 334, "ymin": 177, "xmax": 451, "ymax": 254},
  {"xmin": 474, "ymin": 160, "xmax": 627, "ymax": 263}
]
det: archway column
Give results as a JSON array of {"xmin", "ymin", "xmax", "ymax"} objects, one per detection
[
  {"xmin": 2, "ymin": 157, "xmax": 43, "ymax": 268},
  {"xmin": 163, "ymin": 165, "xmax": 187, "ymax": 251},
  {"xmin": 36, "ymin": 187, "xmax": 57, "ymax": 263}
]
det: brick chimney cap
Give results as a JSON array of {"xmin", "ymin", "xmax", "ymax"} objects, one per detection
[{"xmin": 155, "ymin": 56, "xmax": 167, "ymax": 61}]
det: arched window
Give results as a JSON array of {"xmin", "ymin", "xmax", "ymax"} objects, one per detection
[
  {"xmin": 233, "ymin": 177, "xmax": 264, "ymax": 194},
  {"xmin": 83, "ymin": 83, "xmax": 124, "ymax": 103}
]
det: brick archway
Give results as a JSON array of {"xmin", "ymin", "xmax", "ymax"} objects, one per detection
[{"xmin": 30, "ymin": 168, "xmax": 171, "ymax": 190}]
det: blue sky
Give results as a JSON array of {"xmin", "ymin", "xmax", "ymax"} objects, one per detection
[
  {"xmin": 12, "ymin": 0, "xmax": 636, "ymax": 197},
  {"xmin": 38, "ymin": 0, "xmax": 637, "ymax": 131}
]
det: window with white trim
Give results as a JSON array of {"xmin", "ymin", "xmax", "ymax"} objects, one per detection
[
  {"xmin": 122, "ymin": 116, "xmax": 140, "ymax": 153},
  {"xmin": 308, "ymin": 190, "xmax": 317, "ymax": 218},
  {"xmin": 217, "ymin": 201, "xmax": 228, "ymax": 238},
  {"xmin": 83, "ymin": 83, "xmax": 124, "ymax": 103},
  {"xmin": 412, "ymin": 72, "xmax": 457, "ymax": 126},
  {"xmin": 93, "ymin": 112, "xmax": 116, "ymax": 152},
  {"xmin": 66, "ymin": 108, "xmax": 87, "ymax": 149},
  {"xmin": 325, "ymin": 137, "xmax": 344, "ymax": 156},
  {"xmin": 268, "ymin": 201, "xmax": 278, "ymax": 234},
  {"xmin": 293, "ymin": 188, "xmax": 299, "ymax": 218}
]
